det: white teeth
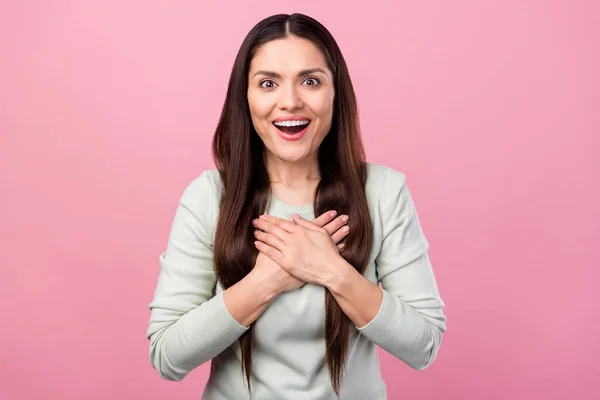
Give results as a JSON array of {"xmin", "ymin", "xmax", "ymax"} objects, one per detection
[{"xmin": 274, "ymin": 120, "xmax": 310, "ymax": 127}]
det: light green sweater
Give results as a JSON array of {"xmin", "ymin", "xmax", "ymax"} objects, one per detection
[{"xmin": 146, "ymin": 163, "xmax": 447, "ymax": 399}]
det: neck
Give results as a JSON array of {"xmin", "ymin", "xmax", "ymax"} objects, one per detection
[{"xmin": 264, "ymin": 151, "xmax": 320, "ymax": 186}]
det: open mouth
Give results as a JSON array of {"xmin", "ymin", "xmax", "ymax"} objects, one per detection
[{"xmin": 273, "ymin": 120, "xmax": 311, "ymax": 135}]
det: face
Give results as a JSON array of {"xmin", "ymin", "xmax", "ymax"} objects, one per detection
[{"xmin": 247, "ymin": 36, "xmax": 335, "ymax": 164}]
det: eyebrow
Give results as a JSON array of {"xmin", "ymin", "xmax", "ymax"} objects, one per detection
[{"xmin": 252, "ymin": 68, "xmax": 327, "ymax": 79}]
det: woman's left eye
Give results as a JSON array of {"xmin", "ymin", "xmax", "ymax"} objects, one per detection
[{"xmin": 303, "ymin": 77, "xmax": 320, "ymax": 86}]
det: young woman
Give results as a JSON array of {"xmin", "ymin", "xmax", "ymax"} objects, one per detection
[{"xmin": 146, "ymin": 13, "xmax": 447, "ymax": 400}]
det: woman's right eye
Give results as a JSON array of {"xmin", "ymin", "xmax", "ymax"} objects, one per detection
[{"xmin": 260, "ymin": 80, "xmax": 277, "ymax": 89}]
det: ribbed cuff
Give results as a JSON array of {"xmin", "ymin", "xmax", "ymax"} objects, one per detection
[
  {"xmin": 183, "ymin": 291, "xmax": 249, "ymax": 359},
  {"xmin": 356, "ymin": 289, "xmax": 423, "ymax": 352},
  {"xmin": 355, "ymin": 287, "xmax": 386, "ymax": 330}
]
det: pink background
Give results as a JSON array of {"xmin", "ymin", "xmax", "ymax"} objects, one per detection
[{"xmin": 1, "ymin": 1, "xmax": 598, "ymax": 399}]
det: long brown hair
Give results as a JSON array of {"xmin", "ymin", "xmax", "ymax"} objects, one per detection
[{"xmin": 212, "ymin": 13, "xmax": 373, "ymax": 395}]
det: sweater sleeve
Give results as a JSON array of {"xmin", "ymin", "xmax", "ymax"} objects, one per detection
[
  {"xmin": 357, "ymin": 167, "xmax": 447, "ymax": 370},
  {"xmin": 145, "ymin": 171, "xmax": 248, "ymax": 381}
]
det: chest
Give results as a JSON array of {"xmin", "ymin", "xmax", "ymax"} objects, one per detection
[
  {"xmin": 254, "ymin": 283, "xmax": 327, "ymax": 343},
  {"xmin": 252, "ymin": 257, "xmax": 379, "ymax": 347}
]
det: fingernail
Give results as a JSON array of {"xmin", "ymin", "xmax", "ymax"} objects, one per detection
[
  {"xmin": 342, "ymin": 215, "xmax": 349, "ymax": 222},
  {"xmin": 339, "ymin": 243, "xmax": 345, "ymax": 248},
  {"xmin": 330, "ymin": 211, "xmax": 337, "ymax": 217},
  {"xmin": 259, "ymin": 215, "xmax": 267, "ymax": 220},
  {"xmin": 292, "ymin": 213, "xmax": 299, "ymax": 219},
  {"xmin": 254, "ymin": 241, "xmax": 260, "ymax": 246},
  {"xmin": 252, "ymin": 219, "xmax": 258, "ymax": 226},
  {"xmin": 343, "ymin": 226, "xmax": 349, "ymax": 233}
]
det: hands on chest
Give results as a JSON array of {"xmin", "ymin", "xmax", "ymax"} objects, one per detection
[{"xmin": 251, "ymin": 210, "xmax": 350, "ymax": 293}]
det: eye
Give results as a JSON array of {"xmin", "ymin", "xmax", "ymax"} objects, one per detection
[
  {"xmin": 303, "ymin": 77, "xmax": 320, "ymax": 86},
  {"xmin": 260, "ymin": 80, "xmax": 277, "ymax": 89}
]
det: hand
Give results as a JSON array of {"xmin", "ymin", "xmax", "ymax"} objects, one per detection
[
  {"xmin": 251, "ymin": 251, "xmax": 305, "ymax": 294},
  {"xmin": 307, "ymin": 210, "xmax": 351, "ymax": 252},
  {"xmin": 252, "ymin": 213, "xmax": 349, "ymax": 286}
]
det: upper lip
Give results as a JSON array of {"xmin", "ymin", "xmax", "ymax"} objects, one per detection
[{"xmin": 273, "ymin": 116, "xmax": 311, "ymax": 123}]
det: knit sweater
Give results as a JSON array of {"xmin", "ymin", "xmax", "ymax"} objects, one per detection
[{"xmin": 145, "ymin": 163, "xmax": 447, "ymax": 399}]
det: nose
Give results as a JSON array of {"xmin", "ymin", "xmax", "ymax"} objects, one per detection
[{"xmin": 277, "ymin": 82, "xmax": 304, "ymax": 112}]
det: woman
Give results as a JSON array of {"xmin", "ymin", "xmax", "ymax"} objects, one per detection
[{"xmin": 146, "ymin": 13, "xmax": 446, "ymax": 400}]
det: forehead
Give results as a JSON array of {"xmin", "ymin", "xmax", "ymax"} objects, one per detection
[{"xmin": 249, "ymin": 36, "xmax": 328, "ymax": 74}]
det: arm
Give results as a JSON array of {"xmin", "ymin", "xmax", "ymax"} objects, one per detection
[
  {"xmin": 145, "ymin": 171, "xmax": 278, "ymax": 381},
  {"xmin": 325, "ymin": 167, "xmax": 447, "ymax": 370}
]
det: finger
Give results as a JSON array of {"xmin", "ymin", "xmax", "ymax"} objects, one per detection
[
  {"xmin": 337, "ymin": 243, "xmax": 345, "ymax": 252},
  {"xmin": 258, "ymin": 214, "xmax": 298, "ymax": 234},
  {"xmin": 330, "ymin": 225, "xmax": 350, "ymax": 244},
  {"xmin": 291, "ymin": 213, "xmax": 323, "ymax": 232},
  {"xmin": 322, "ymin": 214, "xmax": 349, "ymax": 236},
  {"xmin": 311, "ymin": 210, "xmax": 339, "ymax": 228},
  {"xmin": 254, "ymin": 230, "xmax": 286, "ymax": 252},
  {"xmin": 254, "ymin": 241, "xmax": 284, "ymax": 264},
  {"xmin": 253, "ymin": 217, "xmax": 292, "ymax": 240}
]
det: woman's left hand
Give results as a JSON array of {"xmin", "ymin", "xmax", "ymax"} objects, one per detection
[{"xmin": 252, "ymin": 213, "xmax": 347, "ymax": 286}]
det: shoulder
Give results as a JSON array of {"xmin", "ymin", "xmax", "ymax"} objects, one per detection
[
  {"xmin": 180, "ymin": 168, "xmax": 221, "ymax": 197},
  {"xmin": 365, "ymin": 162, "xmax": 408, "ymax": 200},
  {"xmin": 365, "ymin": 163, "xmax": 427, "ymax": 243},
  {"xmin": 178, "ymin": 168, "xmax": 222, "ymax": 220}
]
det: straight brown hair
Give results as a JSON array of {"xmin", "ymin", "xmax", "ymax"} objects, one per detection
[{"xmin": 211, "ymin": 13, "xmax": 373, "ymax": 395}]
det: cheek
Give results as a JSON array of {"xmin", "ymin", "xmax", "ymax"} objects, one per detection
[
  {"xmin": 311, "ymin": 92, "xmax": 334, "ymax": 119},
  {"xmin": 248, "ymin": 94, "xmax": 272, "ymax": 117},
  {"xmin": 247, "ymin": 99, "xmax": 263, "ymax": 123},
  {"xmin": 248, "ymin": 97, "xmax": 272, "ymax": 140},
  {"xmin": 312, "ymin": 94, "xmax": 334, "ymax": 140}
]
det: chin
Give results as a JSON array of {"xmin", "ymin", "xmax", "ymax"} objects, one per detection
[{"xmin": 274, "ymin": 148, "xmax": 310, "ymax": 163}]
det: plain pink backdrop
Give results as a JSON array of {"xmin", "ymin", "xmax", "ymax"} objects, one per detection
[{"xmin": 1, "ymin": 1, "xmax": 598, "ymax": 399}]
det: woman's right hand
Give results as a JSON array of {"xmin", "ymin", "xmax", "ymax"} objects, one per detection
[{"xmin": 251, "ymin": 210, "xmax": 349, "ymax": 294}]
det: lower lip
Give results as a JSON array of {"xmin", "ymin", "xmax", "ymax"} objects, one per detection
[{"xmin": 273, "ymin": 123, "xmax": 310, "ymax": 141}]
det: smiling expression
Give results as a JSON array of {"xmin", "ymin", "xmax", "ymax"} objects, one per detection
[{"xmin": 247, "ymin": 36, "xmax": 335, "ymax": 163}]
